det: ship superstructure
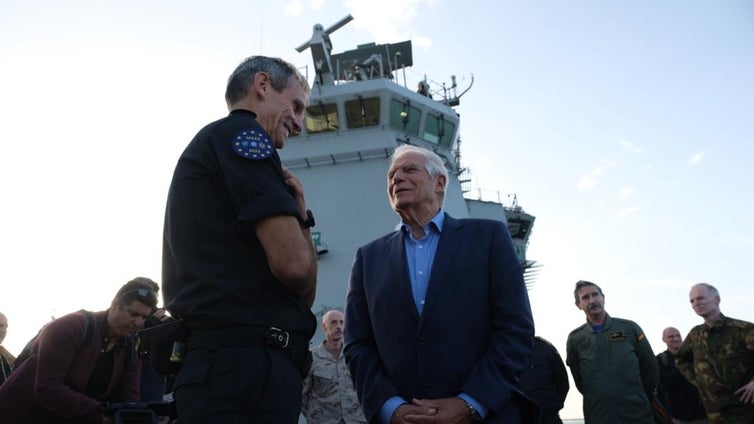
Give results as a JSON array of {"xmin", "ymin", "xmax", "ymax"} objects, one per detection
[{"xmin": 283, "ymin": 16, "xmax": 539, "ymax": 327}]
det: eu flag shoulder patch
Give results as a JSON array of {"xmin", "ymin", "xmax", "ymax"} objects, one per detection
[{"xmin": 232, "ymin": 128, "xmax": 274, "ymax": 160}]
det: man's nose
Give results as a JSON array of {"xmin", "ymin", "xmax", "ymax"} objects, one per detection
[
  {"xmin": 292, "ymin": 117, "xmax": 303, "ymax": 134},
  {"xmin": 392, "ymin": 171, "xmax": 406, "ymax": 183}
]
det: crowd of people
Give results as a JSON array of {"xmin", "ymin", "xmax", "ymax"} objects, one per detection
[{"xmin": 0, "ymin": 54, "xmax": 752, "ymax": 424}]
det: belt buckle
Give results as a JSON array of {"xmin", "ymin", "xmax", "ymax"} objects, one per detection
[{"xmin": 266, "ymin": 327, "xmax": 289, "ymax": 348}]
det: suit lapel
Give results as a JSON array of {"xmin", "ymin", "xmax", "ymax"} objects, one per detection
[
  {"xmin": 387, "ymin": 229, "xmax": 421, "ymax": 323},
  {"xmin": 421, "ymin": 214, "xmax": 462, "ymax": 321}
]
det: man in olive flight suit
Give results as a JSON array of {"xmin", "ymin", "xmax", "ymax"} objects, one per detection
[{"xmin": 566, "ymin": 280, "xmax": 658, "ymax": 424}]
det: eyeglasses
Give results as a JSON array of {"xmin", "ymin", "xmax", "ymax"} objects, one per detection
[{"xmin": 120, "ymin": 288, "xmax": 158, "ymax": 303}]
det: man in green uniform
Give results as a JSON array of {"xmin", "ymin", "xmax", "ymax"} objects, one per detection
[
  {"xmin": 566, "ymin": 280, "xmax": 657, "ymax": 423},
  {"xmin": 676, "ymin": 283, "xmax": 754, "ymax": 424}
]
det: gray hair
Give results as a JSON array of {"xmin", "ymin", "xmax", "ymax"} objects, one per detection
[
  {"xmin": 391, "ymin": 144, "xmax": 448, "ymax": 182},
  {"xmin": 391, "ymin": 145, "xmax": 448, "ymax": 203},
  {"xmin": 225, "ymin": 56, "xmax": 310, "ymax": 107},
  {"xmin": 693, "ymin": 282, "xmax": 719, "ymax": 298},
  {"xmin": 322, "ymin": 309, "xmax": 344, "ymax": 324}
]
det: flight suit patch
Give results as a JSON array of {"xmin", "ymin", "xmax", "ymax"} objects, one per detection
[{"xmin": 609, "ymin": 331, "xmax": 627, "ymax": 341}]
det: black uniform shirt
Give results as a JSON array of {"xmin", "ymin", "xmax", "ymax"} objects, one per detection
[
  {"xmin": 162, "ymin": 109, "xmax": 315, "ymax": 336},
  {"xmin": 657, "ymin": 350, "xmax": 707, "ymax": 420},
  {"xmin": 519, "ymin": 337, "xmax": 569, "ymax": 419}
]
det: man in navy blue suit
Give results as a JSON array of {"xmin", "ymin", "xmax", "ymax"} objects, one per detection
[{"xmin": 344, "ymin": 145, "xmax": 536, "ymax": 424}]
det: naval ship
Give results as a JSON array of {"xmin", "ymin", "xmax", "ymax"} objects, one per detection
[{"xmin": 283, "ymin": 16, "xmax": 540, "ymax": 339}]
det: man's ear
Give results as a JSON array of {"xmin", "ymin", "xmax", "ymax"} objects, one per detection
[
  {"xmin": 253, "ymin": 72, "xmax": 270, "ymax": 97},
  {"xmin": 435, "ymin": 174, "xmax": 447, "ymax": 193}
]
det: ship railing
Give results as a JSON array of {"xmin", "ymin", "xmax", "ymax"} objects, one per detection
[
  {"xmin": 463, "ymin": 188, "xmax": 523, "ymax": 211},
  {"xmin": 299, "ymin": 60, "xmax": 467, "ymax": 108}
]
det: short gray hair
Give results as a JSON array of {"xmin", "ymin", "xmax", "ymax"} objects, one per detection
[
  {"xmin": 391, "ymin": 144, "xmax": 448, "ymax": 181},
  {"xmin": 391, "ymin": 145, "xmax": 448, "ymax": 203},
  {"xmin": 693, "ymin": 282, "xmax": 719, "ymax": 298},
  {"xmin": 225, "ymin": 56, "xmax": 310, "ymax": 107}
]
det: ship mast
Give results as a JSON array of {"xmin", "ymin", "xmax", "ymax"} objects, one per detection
[{"xmin": 295, "ymin": 15, "xmax": 354, "ymax": 87}]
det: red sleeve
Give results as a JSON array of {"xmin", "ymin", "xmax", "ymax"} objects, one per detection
[{"xmin": 32, "ymin": 312, "xmax": 103, "ymax": 423}]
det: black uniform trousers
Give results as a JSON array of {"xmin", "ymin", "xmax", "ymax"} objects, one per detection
[{"xmin": 174, "ymin": 344, "xmax": 302, "ymax": 424}]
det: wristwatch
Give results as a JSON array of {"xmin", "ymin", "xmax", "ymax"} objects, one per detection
[
  {"xmin": 299, "ymin": 209, "xmax": 315, "ymax": 229},
  {"xmin": 463, "ymin": 400, "xmax": 482, "ymax": 423}
]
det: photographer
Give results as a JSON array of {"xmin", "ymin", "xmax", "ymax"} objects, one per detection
[{"xmin": 0, "ymin": 277, "xmax": 157, "ymax": 424}]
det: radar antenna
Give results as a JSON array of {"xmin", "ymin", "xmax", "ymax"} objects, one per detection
[
  {"xmin": 295, "ymin": 14, "xmax": 353, "ymax": 87},
  {"xmin": 440, "ymin": 74, "xmax": 474, "ymax": 107}
]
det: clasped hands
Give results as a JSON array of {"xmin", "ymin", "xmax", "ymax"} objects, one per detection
[{"xmin": 391, "ymin": 397, "xmax": 473, "ymax": 424}]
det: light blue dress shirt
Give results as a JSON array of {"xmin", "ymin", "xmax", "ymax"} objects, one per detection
[
  {"xmin": 379, "ymin": 211, "xmax": 487, "ymax": 423},
  {"xmin": 401, "ymin": 211, "xmax": 444, "ymax": 315}
]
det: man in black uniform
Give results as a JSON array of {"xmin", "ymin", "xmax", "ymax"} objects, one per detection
[
  {"xmin": 162, "ymin": 56, "xmax": 318, "ymax": 424},
  {"xmin": 519, "ymin": 336, "xmax": 569, "ymax": 424},
  {"xmin": 657, "ymin": 327, "xmax": 709, "ymax": 424}
]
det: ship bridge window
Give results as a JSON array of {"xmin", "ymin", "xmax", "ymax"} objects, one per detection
[
  {"xmin": 389, "ymin": 99, "xmax": 420, "ymax": 135},
  {"xmin": 304, "ymin": 101, "xmax": 339, "ymax": 134},
  {"xmin": 345, "ymin": 96, "xmax": 380, "ymax": 129},
  {"xmin": 423, "ymin": 113, "xmax": 456, "ymax": 148},
  {"xmin": 506, "ymin": 218, "xmax": 531, "ymax": 240}
]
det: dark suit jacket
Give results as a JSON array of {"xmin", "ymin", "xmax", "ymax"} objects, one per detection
[{"xmin": 344, "ymin": 214, "xmax": 535, "ymax": 423}]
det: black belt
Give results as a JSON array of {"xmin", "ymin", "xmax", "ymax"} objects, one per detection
[
  {"xmin": 187, "ymin": 326, "xmax": 312, "ymax": 377},
  {"xmin": 188, "ymin": 326, "xmax": 307, "ymax": 350}
]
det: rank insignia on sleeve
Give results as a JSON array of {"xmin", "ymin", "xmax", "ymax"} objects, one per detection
[{"xmin": 232, "ymin": 128, "xmax": 274, "ymax": 160}]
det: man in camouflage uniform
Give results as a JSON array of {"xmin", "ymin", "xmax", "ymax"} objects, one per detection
[
  {"xmin": 676, "ymin": 283, "xmax": 754, "ymax": 424},
  {"xmin": 302, "ymin": 310, "xmax": 366, "ymax": 424}
]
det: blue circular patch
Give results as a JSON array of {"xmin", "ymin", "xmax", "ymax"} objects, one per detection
[{"xmin": 232, "ymin": 128, "xmax": 274, "ymax": 160}]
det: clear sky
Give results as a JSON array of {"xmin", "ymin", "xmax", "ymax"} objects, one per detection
[{"xmin": 1, "ymin": 0, "xmax": 752, "ymax": 419}]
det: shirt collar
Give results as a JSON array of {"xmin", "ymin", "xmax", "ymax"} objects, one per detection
[
  {"xmin": 399, "ymin": 209, "xmax": 445, "ymax": 235},
  {"xmin": 708, "ymin": 313, "xmax": 729, "ymax": 330},
  {"xmin": 229, "ymin": 109, "xmax": 257, "ymax": 118}
]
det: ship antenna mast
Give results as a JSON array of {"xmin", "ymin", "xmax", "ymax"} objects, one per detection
[{"xmin": 295, "ymin": 14, "xmax": 354, "ymax": 87}]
